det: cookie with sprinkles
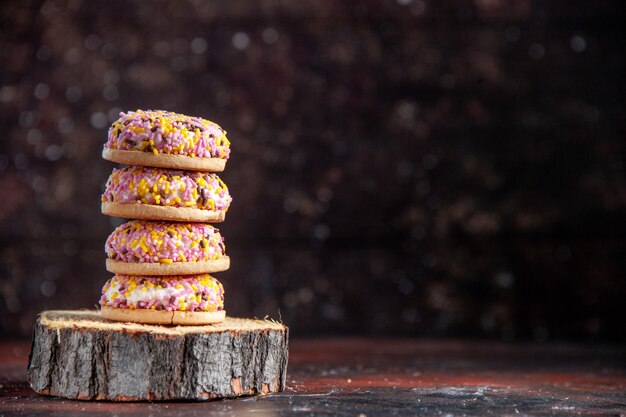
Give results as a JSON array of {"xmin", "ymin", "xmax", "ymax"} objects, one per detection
[
  {"xmin": 100, "ymin": 274, "xmax": 226, "ymax": 325},
  {"xmin": 105, "ymin": 220, "xmax": 230, "ymax": 275},
  {"xmin": 103, "ymin": 110, "xmax": 230, "ymax": 172},
  {"xmin": 101, "ymin": 166, "xmax": 232, "ymax": 222}
]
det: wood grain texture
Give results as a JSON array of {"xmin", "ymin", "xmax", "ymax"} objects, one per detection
[{"xmin": 27, "ymin": 310, "xmax": 288, "ymax": 401}]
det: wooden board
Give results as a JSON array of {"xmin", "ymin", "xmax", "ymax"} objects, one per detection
[{"xmin": 27, "ymin": 310, "xmax": 289, "ymax": 401}]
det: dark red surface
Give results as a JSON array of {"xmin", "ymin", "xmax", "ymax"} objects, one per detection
[{"xmin": 0, "ymin": 339, "xmax": 624, "ymax": 416}]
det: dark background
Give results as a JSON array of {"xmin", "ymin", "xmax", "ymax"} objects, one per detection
[{"xmin": 0, "ymin": 0, "xmax": 624, "ymax": 341}]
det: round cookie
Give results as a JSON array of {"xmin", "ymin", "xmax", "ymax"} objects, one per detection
[
  {"xmin": 101, "ymin": 166, "xmax": 232, "ymax": 222},
  {"xmin": 102, "ymin": 202, "xmax": 227, "ymax": 222},
  {"xmin": 102, "ymin": 149, "xmax": 226, "ymax": 172},
  {"xmin": 105, "ymin": 220, "xmax": 230, "ymax": 276},
  {"xmin": 100, "ymin": 274, "xmax": 225, "ymax": 325},
  {"xmin": 100, "ymin": 307, "xmax": 226, "ymax": 325},
  {"xmin": 106, "ymin": 257, "xmax": 230, "ymax": 276},
  {"xmin": 103, "ymin": 109, "xmax": 230, "ymax": 172}
]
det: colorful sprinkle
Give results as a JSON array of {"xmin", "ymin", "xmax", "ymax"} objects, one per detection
[
  {"xmin": 100, "ymin": 274, "xmax": 224, "ymax": 312},
  {"xmin": 101, "ymin": 166, "xmax": 232, "ymax": 211},
  {"xmin": 104, "ymin": 110, "xmax": 230, "ymax": 159}
]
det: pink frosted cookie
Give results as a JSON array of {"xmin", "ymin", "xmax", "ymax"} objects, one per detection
[
  {"xmin": 105, "ymin": 220, "xmax": 229, "ymax": 275},
  {"xmin": 103, "ymin": 109, "xmax": 230, "ymax": 172},
  {"xmin": 100, "ymin": 274, "xmax": 225, "ymax": 325},
  {"xmin": 101, "ymin": 166, "xmax": 232, "ymax": 222}
]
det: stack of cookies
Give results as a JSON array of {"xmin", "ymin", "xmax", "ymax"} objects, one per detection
[{"xmin": 98, "ymin": 110, "xmax": 232, "ymax": 325}]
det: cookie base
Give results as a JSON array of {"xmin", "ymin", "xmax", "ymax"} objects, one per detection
[
  {"xmin": 100, "ymin": 306, "xmax": 226, "ymax": 325},
  {"xmin": 105, "ymin": 256, "xmax": 230, "ymax": 275},
  {"xmin": 102, "ymin": 202, "xmax": 226, "ymax": 222},
  {"xmin": 102, "ymin": 148, "xmax": 227, "ymax": 172}
]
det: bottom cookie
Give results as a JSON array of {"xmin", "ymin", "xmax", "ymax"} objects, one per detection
[
  {"xmin": 100, "ymin": 306, "xmax": 226, "ymax": 325},
  {"xmin": 100, "ymin": 274, "xmax": 225, "ymax": 325}
]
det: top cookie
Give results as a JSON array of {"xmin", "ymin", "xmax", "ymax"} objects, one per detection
[{"xmin": 103, "ymin": 110, "xmax": 230, "ymax": 172}]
